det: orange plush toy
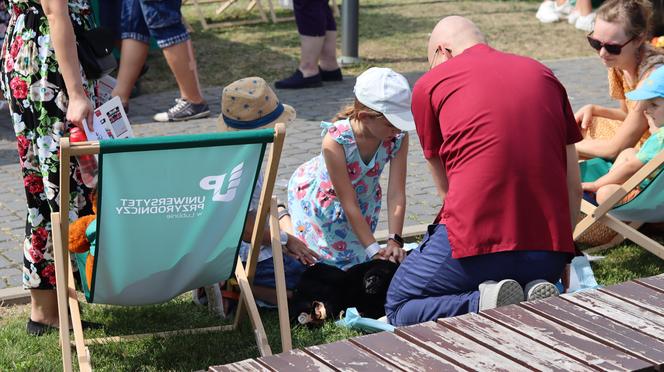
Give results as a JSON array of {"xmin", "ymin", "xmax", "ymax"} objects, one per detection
[{"xmin": 68, "ymin": 192, "xmax": 97, "ymax": 291}]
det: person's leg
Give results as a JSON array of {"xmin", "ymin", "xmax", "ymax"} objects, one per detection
[
  {"xmin": 161, "ymin": 40, "xmax": 204, "ymax": 104},
  {"xmin": 275, "ymin": 0, "xmax": 328, "ymax": 88},
  {"xmin": 113, "ymin": 0, "xmax": 151, "ymax": 107},
  {"xmin": 319, "ymin": 31, "xmax": 339, "ymax": 72},
  {"xmin": 140, "ymin": 0, "xmax": 208, "ymax": 120},
  {"xmin": 596, "ymin": 184, "xmax": 621, "ymax": 203},
  {"xmin": 248, "ymin": 255, "xmax": 305, "ymax": 305},
  {"xmin": 112, "ymin": 39, "xmax": 149, "ymax": 107}
]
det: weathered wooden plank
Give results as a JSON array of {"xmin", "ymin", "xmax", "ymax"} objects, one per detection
[
  {"xmin": 396, "ymin": 321, "xmax": 528, "ymax": 372},
  {"xmin": 439, "ymin": 312, "xmax": 595, "ymax": 372},
  {"xmin": 305, "ymin": 339, "xmax": 401, "ymax": 371},
  {"xmin": 209, "ymin": 359, "xmax": 271, "ymax": 372},
  {"xmin": 600, "ymin": 281, "xmax": 664, "ymax": 316},
  {"xmin": 482, "ymin": 306, "xmax": 653, "ymax": 371},
  {"xmin": 349, "ymin": 330, "xmax": 465, "ymax": 371},
  {"xmin": 635, "ymin": 274, "xmax": 664, "ymax": 292},
  {"xmin": 523, "ymin": 296, "xmax": 664, "ymax": 365},
  {"xmin": 563, "ymin": 292, "xmax": 664, "ymax": 340},
  {"xmin": 258, "ymin": 349, "xmax": 334, "ymax": 371}
]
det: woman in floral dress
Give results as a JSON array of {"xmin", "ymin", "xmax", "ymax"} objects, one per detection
[
  {"xmin": 287, "ymin": 67, "xmax": 411, "ymax": 271},
  {"xmin": 1, "ymin": 0, "xmax": 96, "ymax": 335}
]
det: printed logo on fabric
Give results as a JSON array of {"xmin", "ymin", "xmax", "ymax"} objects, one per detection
[{"xmin": 199, "ymin": 162, "xmax": 244, "ymax": 202}]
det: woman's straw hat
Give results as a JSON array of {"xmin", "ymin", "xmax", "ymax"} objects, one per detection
[{"xmin": 218, "ymin": 77, "xmax": 296, "ymax": 132}]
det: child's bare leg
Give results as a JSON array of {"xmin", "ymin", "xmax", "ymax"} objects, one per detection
[{"xmin": 596, "ymin": 184, "xmax": 621, "ymax": 203}]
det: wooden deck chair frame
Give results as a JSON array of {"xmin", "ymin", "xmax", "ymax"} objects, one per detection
[
  {"xmin": 52, "ymin": 124, "xmax": 291, "ymax": 372},
  {"xmin": 184, "ymin": 0, "xmax": 338, "ymax": 30},
  {"xmin": 574, "ymin": 148, "xmax": 664, "ymax": 260}
]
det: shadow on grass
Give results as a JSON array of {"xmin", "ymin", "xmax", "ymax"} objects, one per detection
[{"xmin": 591, "ymin": 233, "xmax": 664, "ymax": 286}]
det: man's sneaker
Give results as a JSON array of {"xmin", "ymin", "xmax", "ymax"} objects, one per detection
[
  {"xmin": 478, "ymin": 279, "xmax": 524, "ymax": 311},
  {"xmin": 153, "ymin": 98, "xmax": 210, "ymax": 122},
  {"xmin": 524, "ymin": 279, "xmax": 560, "ymax": 301},
  {"xmin": 575, "ymin": 12, "xmax": 596, "ymax": 32},
  {"xmin": 536, "ymin": 0, "xmax": 561, "ymax": 23}
]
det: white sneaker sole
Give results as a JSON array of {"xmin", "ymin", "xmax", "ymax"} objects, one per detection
[
  {"xmin": 479, "ymin": 279, "xmax": 524, "ymax": 310},
  {"xmin": 525, "ymin": 281, "xmax": 560, "ymax": 301}
]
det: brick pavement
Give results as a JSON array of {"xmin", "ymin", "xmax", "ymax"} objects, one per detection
[{"xmin": 0, "ymin": 56, "xmax": 614, "ymax": 290}]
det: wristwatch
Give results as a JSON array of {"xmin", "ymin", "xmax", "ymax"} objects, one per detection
[
  {"xmin": 388, "ymin": 233, "xmax": 404, "ymax": 248},
  {"xmin": 279, "ymin": 231, "xmax": 289, "ymax": 246}
]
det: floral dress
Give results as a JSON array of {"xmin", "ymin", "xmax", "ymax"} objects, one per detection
[
  {"xmin": 0, "ymin": 0, "xmax": 96, "ymax": 289},
  {"xmin": 287, "ymin": 119, "xmax": 404, "ymax": 270}
]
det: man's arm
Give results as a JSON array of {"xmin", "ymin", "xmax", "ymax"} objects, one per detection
[
  {"xmin": 426, "ymin": 156, "xmax": 448, "ymax": 203},
  {"xmin": 565, "ymin": 144, "xmax": 582, "ymax": 230}
]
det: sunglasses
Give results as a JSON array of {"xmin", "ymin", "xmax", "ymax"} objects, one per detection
[
  {"xmin": 429, "ymin": 46, "xmax": 453, "ymax": 70},
  {"xmin": 586, "ymin": 33, "xmax": 636, "ymax": 55}
]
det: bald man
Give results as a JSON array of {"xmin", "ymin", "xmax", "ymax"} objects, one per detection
[{"xmin": 385, "ymin": 17, "xmax": 583, "ymax": 326}]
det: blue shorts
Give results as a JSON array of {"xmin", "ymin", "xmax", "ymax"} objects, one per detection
[
  {"xmin": 250, "ymin": 254, "xmax": 306, "ymax": 290},
  {"xmin": 121, "ymin": 0, "xmax": 189, "ymax": 48}
]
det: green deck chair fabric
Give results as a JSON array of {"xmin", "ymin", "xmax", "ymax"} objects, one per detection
[
  {"xmin": 580, "ymin": 157, "xmax": 664, "ymax": 222},
  {"xmin": 75, "ymin": 130, "xmax": 273, "ymax": 305}
]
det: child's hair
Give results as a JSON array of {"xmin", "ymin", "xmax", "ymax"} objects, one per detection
[
  {"xmin": 332, "ymin": 99, "xmax": 383, "ymax": 122},
  {"xmin": 596, "ymin": 0, "xmax": 653, "ymax": 38}
]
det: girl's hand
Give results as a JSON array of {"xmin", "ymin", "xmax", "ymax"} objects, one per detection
[
  {"xmin": 574, "ymin": 104, "xmax": 594, "ymax": 132},
  {"xmin": 581, "ymin": 182, "xmax": 597, "ymax": 192},
  {"xmin": 375, "ymin": 240, "xmax": 406, "ymax": 263},
  {"xmin": 285, "ymin": 234, "xmax": 320, "ymax": 266},
  {"xmin": 66, "ymin": 93, "xmax": 94, "ymax": 131}
]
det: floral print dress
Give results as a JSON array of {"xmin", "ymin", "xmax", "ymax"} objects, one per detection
[
  {"xmin": 287, "ymin": 119, "xmax": 404, "ymax": 270},
  {"xmin": 0, "ymin": 0, "xmax": 96, "ymax": 289}
]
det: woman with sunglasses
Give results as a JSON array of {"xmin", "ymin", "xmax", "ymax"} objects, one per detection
[{"xmin": 575, "ymin": 0, "xmax": 664, "ymax": 160}]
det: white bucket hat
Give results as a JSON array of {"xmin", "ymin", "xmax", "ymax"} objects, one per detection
[{"xmin": 353, "ymin": 67, "xmax": 415, "ymax": 131}]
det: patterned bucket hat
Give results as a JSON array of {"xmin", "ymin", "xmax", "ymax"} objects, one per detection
[{"xmin": 218, "ymin": 77, "xmax": 296, "ymax": 132}]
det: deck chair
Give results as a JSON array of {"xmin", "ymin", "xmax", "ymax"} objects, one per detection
[
  {"xmin": 51, "ymin": 125, "xmax": 292, "ymax": 372},
  {"xmin": 573, "ymin": 149, "xmax": 664, "ymax": 260}
]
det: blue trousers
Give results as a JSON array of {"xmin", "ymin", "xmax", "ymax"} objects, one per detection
[{"xmin": 385, "ymin": 224, "xmax": 569, "ymax": 326}]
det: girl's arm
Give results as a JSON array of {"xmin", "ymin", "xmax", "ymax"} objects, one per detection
[
  {"xmin": 575, "ymin": 101, "xmax": 648, "ymax": 159},
  {"xmin": 322, "ymin": 135, "xmax": 378, "ymax": 259},
  {"xmin": 42, "ymin": 0, "xmax": 93, "ymax": 129},
  {"xmin": 383, "ymin": 133, "xmax": 409, "ymax": 263},
  {"xmin": 582, "ymin": 155, "xmax": 644, "ymax": 192}
]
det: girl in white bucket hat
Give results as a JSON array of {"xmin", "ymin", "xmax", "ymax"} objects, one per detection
[{"xmin": 287, "ymin": 67, "xmax": 413, "ymax": 271}]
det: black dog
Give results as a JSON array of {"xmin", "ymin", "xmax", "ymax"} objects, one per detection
[{"xmin": 290, "ymin": 260, "xmax": 399, "ymax": 327}]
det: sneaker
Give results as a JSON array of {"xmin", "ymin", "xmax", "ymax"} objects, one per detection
[
  {"xmin": 536, "ymin": 1, "xmax": 561, "ymax": 23},
  {"xmin": 478, "ymin": 279, "xmax": 524, "ymax": 311},
  {"xmin": 319, "ymin": 66, "xmax": 343, "ymax": 82},
  {"xmin": 568, "ymin": 10, "xmax": 580, "ymax": 24},
  {"xmin": 275, "ymin": 69, "xmax": 322, "ymax": 89},
  {"xmin": 524, "ymin": 279, "xmax": 560, "ymax": 301},
  {"xmin": 575, "ymin": 12, "xmax": 596, "ymax": 32},
  {"xmin": 555, "ymin": 0, "xmax": 572, "ymax": 18},
  {"xmin": 153, "ymin": 98, "xmax": 210, "ymax": 122}
]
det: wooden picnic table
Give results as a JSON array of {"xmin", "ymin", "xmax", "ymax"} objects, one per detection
[{"xmin": 210, "ymin": 274, "xmax": 664, "ymax": 371}]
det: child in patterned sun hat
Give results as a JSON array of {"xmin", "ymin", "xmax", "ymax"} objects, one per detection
[{"xmin": 195, "ymin": 77, "xmax": 318, "ymax": 316}]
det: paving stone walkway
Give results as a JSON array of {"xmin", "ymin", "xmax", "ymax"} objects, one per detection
[{"xmin": 0, "ymin": 56, "xmax": 614, "ymax": 290}]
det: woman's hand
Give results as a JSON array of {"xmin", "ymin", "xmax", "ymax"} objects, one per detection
[
  {"xmin": 285, "ymin": 234, "xmax": 320, "ymax": 266},
  {"xmin": 574, "ymin": 104, "xmax": 595, "ymax": 132},
  {"xmin": 374, "ymin": 240, "xmax": 406, "ymax": 263},
  {"xmin": 66, "ymin": 93, "xmax": 94, "ymax": 131}
]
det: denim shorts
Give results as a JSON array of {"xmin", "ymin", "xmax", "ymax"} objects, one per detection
[{"xmin": 121, "ymin": 0, "xmax": 189, "ymax": 48}]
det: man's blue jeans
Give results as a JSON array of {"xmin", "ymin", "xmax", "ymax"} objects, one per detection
[
  {"xmin": 385, "ymin": 224, "xmax": 569, "ymax": 326},
  {"xmin": 121, "ymin": 0, "xmax": 189, "ymax": 48}
]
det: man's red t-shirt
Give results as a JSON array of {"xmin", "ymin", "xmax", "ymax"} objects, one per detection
[{"xmin": 412, "ymin": 44, "xmax": 582, "ymax": 259}]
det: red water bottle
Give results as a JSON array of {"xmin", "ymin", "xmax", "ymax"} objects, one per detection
[{"xmin": 69, "ymin": 127, "xmax": 98, "ymax": 188}]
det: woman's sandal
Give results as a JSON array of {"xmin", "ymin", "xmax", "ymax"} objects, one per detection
[{"xmin": 26, "ymin": 318, "xmax": 103, "ymax": 336}]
